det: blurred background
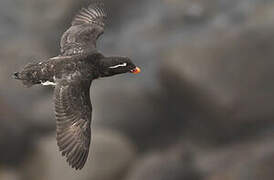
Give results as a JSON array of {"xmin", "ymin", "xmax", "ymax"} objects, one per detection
[{"xmin": 1, "ymin": 0, "xmax": 274, "ymax": 179}]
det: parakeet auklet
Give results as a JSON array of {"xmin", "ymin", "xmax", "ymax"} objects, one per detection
[{"xmin": 13, "ymin": 1, "xmax": 140, "ymax": 170}]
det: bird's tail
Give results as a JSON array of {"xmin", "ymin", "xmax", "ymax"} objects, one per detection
[
  {"xmin": 12, "ymin": 71, "xmax": 35, "ymax": 87},
  {"xmin": 12, "ymin": 72, "xmax": 21, "ymax": 79},
  {"xmin": 12, "ymin": 62, "xmax": 44, "ymax": 87}
]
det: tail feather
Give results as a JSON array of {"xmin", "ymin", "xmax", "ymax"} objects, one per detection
[
  {"xmin": 12, "ymin": 62, "xmax": 44, "ymax": 87},
  {"xmin": 13, "ymin": 71, "xmax": 35, "ymax": 87},
  {"xmin": 12, "ymin": 72, "xmax": 20, "ymax": 79}
]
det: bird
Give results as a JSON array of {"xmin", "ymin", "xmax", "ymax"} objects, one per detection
[{"xmin": 13, "ymin": 1, "xmax": 140, "ymax": 170}]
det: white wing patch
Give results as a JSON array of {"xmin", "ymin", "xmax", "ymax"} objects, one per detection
[
  {"xmin": 41, "ymin": 81, "xmax": 56, "ymax": 86},
  {"xmin": 109, "ymin": 63, "xmax": 127, "ymax": 69}
]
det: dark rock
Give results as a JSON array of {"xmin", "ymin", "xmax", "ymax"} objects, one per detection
[{"xmin": 0, "ymin": 98, "xmax": 34, "ymax": 167}]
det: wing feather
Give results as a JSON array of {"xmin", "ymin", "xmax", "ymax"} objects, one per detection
[
  {"xmin": 54, "ymin": 78, "xmax": 92, "ymax": 170},
  {"xmin": 60, "ymin": 1, "xmax": 107, "ymax": 56}
]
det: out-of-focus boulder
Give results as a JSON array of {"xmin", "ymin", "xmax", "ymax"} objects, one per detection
[
  {"xmin": 159, "ymin": 24, "xmax": 274, "ymax": 144},
  {"xmin": 0, "ymin": 0, "xmax": 83, "ymax": 53},
  {"xmin": 197, "ymin": 135, "xmax": 274, "ymax": 180},
  {"xmin": 125, "ymin": 144, "xmax": 203, "ymax": 180},
  {"xmin": 0, "ymin": 168, "xmax": 22, "ymax": 180},
  {"xmin": 0, "ymin": 98, "xmax": 34, "ymax": 167},
  {"xmin": 22, "ymin": 128, "xmax": 137, "ymax": 180}
]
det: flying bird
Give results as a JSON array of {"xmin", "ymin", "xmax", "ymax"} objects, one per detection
[{"xmin": 13, "ymin": 1, "xmax": 140, "ymax": 170}]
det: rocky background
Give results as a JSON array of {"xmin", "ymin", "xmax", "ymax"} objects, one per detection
[{"xmin": 1, "ymin": 0, "xmax": 274, "ymax": 179}]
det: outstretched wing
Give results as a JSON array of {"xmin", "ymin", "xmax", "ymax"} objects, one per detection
[
  {"xmin": 54, "ymin": 77, "xmax": 92, "ymax": 170},
  {"xmin": 72, "ymin": 1, "xmax": 106, "ymax": 27},
  {"xmin": 60, "ymin": 1, "xmax": 107, "ymax": 56}
]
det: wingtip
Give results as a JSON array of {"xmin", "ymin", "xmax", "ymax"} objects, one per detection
[
  {"xmin": 67, "ymin": 152, "xmax": 87, "ymax": 170},
  {"xmin": 72, "ymin": 0, "xmax": 107, "ymax": 26},
  {"xmin": 57, "ymin": 131, "xmax": 89, "ymax": 170}
]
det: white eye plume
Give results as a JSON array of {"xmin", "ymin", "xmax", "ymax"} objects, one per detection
[{"xmin": 109, "ymin": 63, "xmax": 127, "ymax": 69}]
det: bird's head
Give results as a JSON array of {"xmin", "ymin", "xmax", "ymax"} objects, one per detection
[{"xmin": 99, "ymin": 57, "xmax": 141, "ymax": 77}]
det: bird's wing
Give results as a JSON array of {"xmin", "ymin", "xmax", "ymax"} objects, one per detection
[
  {"xmin": 54, "ymin": 76, "xmax": 92, "ymax": 170},
  {"xmin": 72, "ymin": 1, "xmax": 106, "ymax": 27},
  {"xmin": 60, "ymin": 1, "xmax": 107, "ymax": 56}
]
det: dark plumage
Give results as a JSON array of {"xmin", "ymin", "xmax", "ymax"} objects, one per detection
[{"xmin": 13, "ymin": 1, "xmax": 140, "ymax": 170}]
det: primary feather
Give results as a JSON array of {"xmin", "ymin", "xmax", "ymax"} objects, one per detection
[
  {"xmin": 60, "ymin": 1, "xmax": 107, "ymax": 56},
  {"xmin": 55, "ymin": 78, "xmax": 92, "ymax": 170},
  {"xmin": 72, "ymin": 1, "xmax": 106, "ymax": 27}
]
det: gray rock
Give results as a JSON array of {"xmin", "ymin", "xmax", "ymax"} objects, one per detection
[
  {"xmin": 125, "ymin": 144, "xmax": 202, "ymax": 180},
  {"xmin": 0, "ymin": 98, "xmax": 34, "ymax": 167},
  {"xmin": 0, "ymin": 168, "xmax": 22, "ymax": 180},
  {"xmin": 159, "ymin": 22, "xmax": 274, "ymax": 144},
  {"xmin": 197, "ymin": 136, "xmax": 274, "ymax": 180},
  {"xmin": 22, "ymin": 128, "xmax": 137, "ymax": 180}
]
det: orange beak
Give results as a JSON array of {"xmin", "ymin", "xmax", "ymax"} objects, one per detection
[{"xmin": 130, "ymin": 67, "xmax": 141, "ymax": 74}]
